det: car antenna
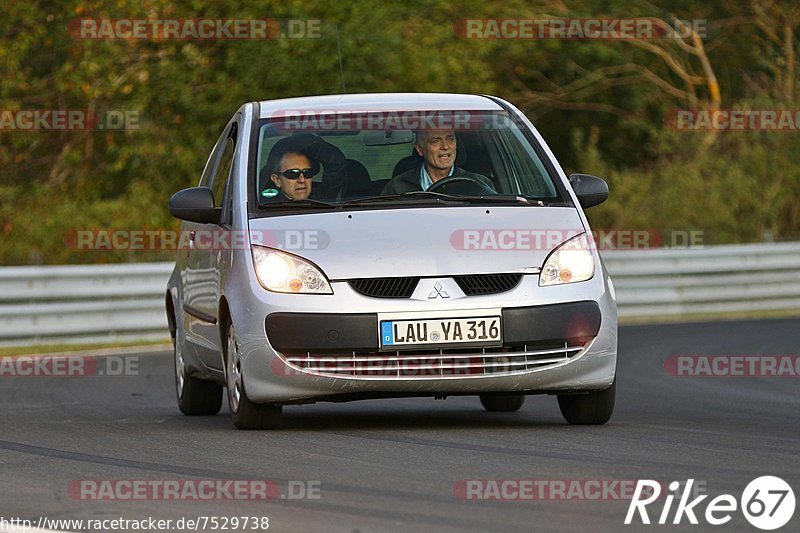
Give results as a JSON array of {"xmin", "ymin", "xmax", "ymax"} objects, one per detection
[{"xmin": 335, "ymin": 24, "xmax": 346, "ymax": 94}]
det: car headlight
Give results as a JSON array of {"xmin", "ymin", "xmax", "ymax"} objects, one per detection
[
  {"xmin": 251, "ymin": 246, "xmax": 333, "ymax": 294},
  {"xmin": 539, "ymin": 233, "xmax": 595, "ymax": 286}
]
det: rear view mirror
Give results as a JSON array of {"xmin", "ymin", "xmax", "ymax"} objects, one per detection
[
  {"xmin": 168, "ymin": 186, "xmax": 221, "ymax": 224},
  {"xmin": 568, "ymin": 174, "xmax": 609, "ymax": 209},
  {"xmin": 363, "ymin": 130, "xmax": 414, "ymax": 146}
]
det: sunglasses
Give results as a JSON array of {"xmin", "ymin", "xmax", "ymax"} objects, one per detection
[{"xmin": 277, "ymin": 168, "xmax": 317, "ymax": 180}]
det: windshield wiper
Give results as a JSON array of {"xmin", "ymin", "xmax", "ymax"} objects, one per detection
[
  {"xmin": 258, "ymin": 198, "xmax": 339, "ymax": 209},
  {"xmin": 436, "ymin": 194, "xmax": 559, "ymax": 206},
  {"xmin": 447, "ymin": 194, "xmax": 541, "ymax": 205},
  {"xmin": 340, "ymin": 191, "xmax": 544, "ymax": 206},
  {"xmin": 339, "ymin": 191, "xmax": 468, "ymax": 206}
]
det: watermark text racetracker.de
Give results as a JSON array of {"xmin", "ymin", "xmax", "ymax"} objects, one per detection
[
  {"xmin": 450, "ymin": 229, "xmax": 705, "ymax": 251},
  {"xmin": 65, "ymin": 228, "xmax": 330, "ymax": 252},
  {"xmin": 454, "ymin": 479, "xmax": 661, "ymax": 501},
  {"xmin": 0, "ymin": 355, "xmax": 138, "ymax": 377},
  {"xmin": 0, "ymin": 109, "xmax": 139, "ymax": 131},
  {"xmin": 454, "ymin": 18, "xmax": 708, "ymax": 40},
  {"xmin": 665, "ymin": 354, "xmax": 800, "ymax": 377},
  {"xmin": 275, "ymin": 353, "xmax": 491, "ymax": 377},
  {"xmin": 69, "ymin": 18, "xmax": 323, "ymax": 40},
  {"xmin": 666, "ymin": 109, "xmax": 800, "ymax": 131},
  {"xmin": 68, "ymin": 479, "xmax": 321, "ymax": 501},
  {"xmin": 267, "ymin": 109, "xmax": 497, "ymax": 133}
]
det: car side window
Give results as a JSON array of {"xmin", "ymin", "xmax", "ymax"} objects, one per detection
[
  {"xmin": 204, "ymin": 124, "xmax": 238, "ymax": 220},
  {"xmin": 199, "ymin": 130, "xmax": 227, "ymax": 188},
  {"xmin": 211, "ymin": 138, "xmax": 235, "ymax": 208}
]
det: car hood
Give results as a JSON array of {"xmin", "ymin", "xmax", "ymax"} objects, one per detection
[{"xmin": 248, "ymin": 206, "xmax": 586, "ymax": 280}]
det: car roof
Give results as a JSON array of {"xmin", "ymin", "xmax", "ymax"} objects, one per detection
[{"xmin": 256, "ymin": 93, "xmax": 503, "ymax": 118}]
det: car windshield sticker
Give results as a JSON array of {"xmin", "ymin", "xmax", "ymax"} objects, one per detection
[{"xmin": 261, "ymin": 188, "xmax": 279, "ymax": 198}]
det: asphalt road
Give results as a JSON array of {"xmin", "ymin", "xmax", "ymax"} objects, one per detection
[{"xmin": 1, "ymin": 318, "xmax": 798, "ymax": 533}]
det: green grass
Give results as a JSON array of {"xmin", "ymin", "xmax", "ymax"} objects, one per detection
[{"xmin": 0, "ymin": 338, "xmax": 171, "ymax": 357}]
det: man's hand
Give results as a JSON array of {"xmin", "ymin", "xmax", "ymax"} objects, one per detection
[{"xmin": 287, "ymin": 132, "xmax": 321, "ymax": 151}]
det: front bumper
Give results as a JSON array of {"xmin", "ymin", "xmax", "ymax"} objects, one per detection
[
  {"xmin": 231, "ymin": 285, "xmax": 616, "ymax": 403},
  {"xmin": 265, "ymin": 301, "xmax": 602, "ymax": 353}
]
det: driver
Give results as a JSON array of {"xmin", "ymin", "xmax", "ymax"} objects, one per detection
[
  {"xmin": 381, "ymin": 128, "xmax": 494, "ymax": 195},
  {"xmin": 261, "ymin": 133, "xmax": 346, "ymax": 202}
]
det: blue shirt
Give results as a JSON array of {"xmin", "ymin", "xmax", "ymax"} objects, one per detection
[{"xmin": 420, "ymin": 164, "xmax": 454, "ymax": 190}]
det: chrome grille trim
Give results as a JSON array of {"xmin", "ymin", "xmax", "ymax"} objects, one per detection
[{"xmin": 279, "ymin": 343, "xmax": 584, "ymax": 379}]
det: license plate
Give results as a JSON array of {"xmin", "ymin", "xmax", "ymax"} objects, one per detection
[{"xmin": 380, "ymin": 316, "xmax": 502, "ymax": 348}]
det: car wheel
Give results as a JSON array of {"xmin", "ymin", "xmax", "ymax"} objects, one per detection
[
  {"xmin": 224, "ymin": 322, "xmax": 282, "ymax": 430},
  {"xmin": 557, "ymin": 378, "xmax": 616, "ymax": 425},
  {"xmin": 173, "ymin": 327, "xmax": 223, "ymax": 415},
  {"xmin": 479, "ymin": 393, "xmax": 525, "ymax": 412}
]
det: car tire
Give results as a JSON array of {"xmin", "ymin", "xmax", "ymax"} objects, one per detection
[
  {"xmin": 479, "ymin": 393, "xmax": 525, "ymax": 412},
  {"xmin": 173, "ymin": 331, "xmax": 223, "ymax": 416},
  {"xmin": 224, "ymin": 322, "xmax": 282, "ymax": 430},
  {"xmin": 557, "ymin": 378, "xmax": 615, "ymax": 425}
]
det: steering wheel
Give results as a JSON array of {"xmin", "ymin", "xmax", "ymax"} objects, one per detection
[{"xmin": 426, "ymin": 176, "xmax": 496, "ymax": 196}]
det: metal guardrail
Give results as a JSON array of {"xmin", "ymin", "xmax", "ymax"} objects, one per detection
[
  {"xmin": 1, "ymin": 242, "xmax": 798, "ymax": 346},
  {"xmin": 0, "ymin": 263, "xmax": 173, "ymax": 346},
  {"xmin": 602, "ymin": 242, "xmax": 800, "ymax": 318}
]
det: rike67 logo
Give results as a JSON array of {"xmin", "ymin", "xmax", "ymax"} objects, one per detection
[{"xmin": 625, "ymin": 477, "xmax": 795, "ymax": 530}]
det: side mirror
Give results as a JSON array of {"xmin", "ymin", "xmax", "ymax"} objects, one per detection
[
  {"xmin": 568, "ymin": 174, "xmax": 608, "ymax": 209},
  {"xmin": 168, "ymin": 187, "xmax": 221, "ymax": 224}
]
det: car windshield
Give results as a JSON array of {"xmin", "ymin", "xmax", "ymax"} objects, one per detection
[{"xmin": 253, "ymin": 109, "xmax": 566, "ymax": 210}]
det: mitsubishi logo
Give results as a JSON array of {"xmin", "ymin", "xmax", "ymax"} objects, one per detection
[{"xmin": 428, "ymin": 281, "xmax": 450, "ymax": 299}]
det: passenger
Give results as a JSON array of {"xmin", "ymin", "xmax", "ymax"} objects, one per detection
[
  {"xmin": 381, "ymin": 129, "xmax": 493, "ymax": 195},
  {"xmin": 261, "ymin": 133, "xmax": 346, "ymax": 201}
]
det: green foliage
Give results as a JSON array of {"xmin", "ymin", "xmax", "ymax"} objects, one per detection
[{"xmin": 578, "ymin": 127, "xmax": 800, "ymax": 243}]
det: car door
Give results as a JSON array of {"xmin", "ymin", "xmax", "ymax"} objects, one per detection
[{"xmin": 182, "ymin": 120, "xmax": 238, "ymax": 369}]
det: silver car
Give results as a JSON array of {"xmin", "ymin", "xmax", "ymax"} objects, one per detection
[{"xmin": 166, "ymin": 93, "xmax": 617, "ymax": 429}]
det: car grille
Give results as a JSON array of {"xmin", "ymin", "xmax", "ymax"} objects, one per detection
[
  {"xmin": 348, "ymin": 277, "xmax": 420, "ymax": 298},
  {"xmin": 453, "ymin": 274, "xmax": 522, "ymax": 296},
  {"xmin": 349, "ymin": 274, "xmax": 523, "ymax": 298},
  {"xmin": 279, "ymin": 343, "xmax": 584, "ymax": 379}
]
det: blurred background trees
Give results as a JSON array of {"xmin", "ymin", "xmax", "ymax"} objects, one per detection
[{"xmin": 1, "ymin": 0, "xmax": 798, "ymax": 263}]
